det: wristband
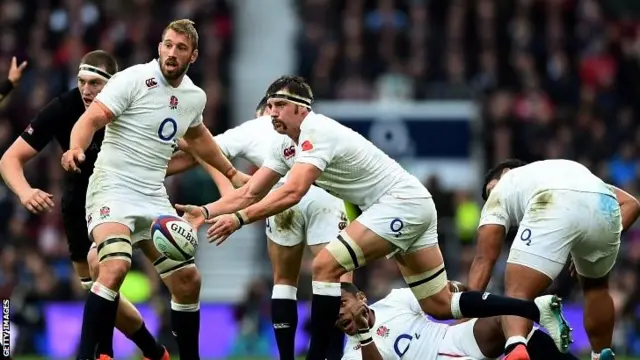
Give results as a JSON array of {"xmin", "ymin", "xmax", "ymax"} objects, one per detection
[
  {"xmin": 355, "ymin": 328, "xmax": 373, "ymax": 345},
  {"xmin": 234, "ymin": 211, "xmax": 246, "ymax": 227},
  {"xmin": 0, "ymin": 79, "xmax": 13, "ymax": 97},
  {"xmin": 200, "ymin": 206, "xmax": 210, "ymax": 220}
]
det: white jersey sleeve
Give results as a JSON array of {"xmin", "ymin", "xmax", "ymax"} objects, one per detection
[
  {"xmin": 190, "ymin": 112, "xmax": 204, "ymax": 128},
  {"xmin": 384, "ymin": 288, "xmax": 424, "ymax": 314},
  {"xmin": 478, "ymin": 176, "xmax": 512, "ymax": 232},
  {"xmin": 263, "ymin": 137, "xmax": 292, "ymax": 176},
  {"xmin": 295, "ymin": 126, "xmax": 334, "ymax": 171},
  {"xmin": 214, "ymin": 125, "xmax": 245, "ymax": 159},
  {"xmin": 95, "ymin": 71, "xmax": 144, "ymax": 117}
]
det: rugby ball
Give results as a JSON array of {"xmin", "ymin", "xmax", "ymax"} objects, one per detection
[{"xmin": 151, "ymin": 215, "xmax": 198, "ymax": 261}]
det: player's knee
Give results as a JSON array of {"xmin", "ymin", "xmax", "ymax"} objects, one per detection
[
  {"xmin": 96, "ymin": 235, "xmax": 133, "ymax": 287},
  {"xmin": 321, "ymin": 232, "xmax": 366, "ymax": 275},
  {"xmin": 87, "ymin": 244, "xmax": 100, "ymax": 281},
  {"xmin": 404, "ymin": 264, "xmax": 452, "ymax": 320},
  {"xmin": 312, "ymin": 249, "xmax": 346, "ymax": 281},
  {"xmin": 167, "ymin": 266, "xmax": 201, "ymax": 300}
]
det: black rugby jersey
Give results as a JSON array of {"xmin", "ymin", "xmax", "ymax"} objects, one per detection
[{"xmin": 20, "ymin": 88, "xmax": 105, "ymax": 213}]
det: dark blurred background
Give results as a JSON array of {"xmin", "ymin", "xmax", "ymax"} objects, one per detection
[{"xmin": 2, "ymin": 0, "xmax": 640, "ymax": 358}]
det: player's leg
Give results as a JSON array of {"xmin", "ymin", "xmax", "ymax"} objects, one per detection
[
  {"xmin": 391, "ymin": 197, "xmax": 570, "ymax": 357},
  {"xmin": 571, "ymin": 193, "xmax": 621, "ymax": 360},
  {"xmin": 137, "ymin": 239, "xmax": 202, "ymax": 360},
  {"xmin": 306, "ymin": 222, "xmax": 392, "ymax": 360},
  {"xmin": 498, "ymin": 194, "xmax": 578, "ymax": 357},
  {"xmin": 87, "ymin": 244, "xmax": 167, "ymax": 360},
  {"xmin": 267, "ymin": 234, "xmax": 305, "ymax": 360},
  {"xmin": 77, "ymin": 221, "xmax": 133, "ymax": 360}
]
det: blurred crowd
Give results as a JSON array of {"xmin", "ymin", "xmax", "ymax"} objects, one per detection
[{"xmin": 3, "ymin": 0, "xmax": 640, "ymax": 357}]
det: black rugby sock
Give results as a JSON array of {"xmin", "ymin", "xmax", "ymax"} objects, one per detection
[
  {"xmin": 77, "ymin": 284, "xmax": 119, "ymax": 359},
  {"xmin": 272, "ymin": 298, "xmax": 298, "ymax": 360},
  {"xmin": 170, "ymin": 302, "xmax": 201, "ymax": 360},
  {"xmin": 306, "ymin": 282, "xmax": 341, "ymax": 360},
  {"xmin": 129, "ymin": 322, "xmax": 165, "ymax": 360},
  {"xmin": 326, "ymin": 324, "xmax": 345, "ymax": 360},
  {"xmin": 528, "ymin": 329, "xmax": 580, "ymax": 360},
  {"xmin": 452, "ymin": 292, "xmax": 540, "ymax": 321}
]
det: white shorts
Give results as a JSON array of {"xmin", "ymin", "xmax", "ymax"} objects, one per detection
[
  {"xmin": 86, "ymin": 186, "xmax": 176, "ymax": 244},
  {"xmin": 508, "ymin": 190, "xmax": 622, "ymax": 280},
  {"xmin": 358, "ymin": 194, "xmax": 438, "ymax": 255},
  {"xmin": 266, "ymin": 184, "xmax": 346, "ymax": 247},
  {"xmin": 437, "ymin": 319, "xmax": 487, "ymax": 359}
]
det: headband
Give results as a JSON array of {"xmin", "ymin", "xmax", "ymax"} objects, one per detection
[
  {"xmin": 269, "ymin": 90, "xmax": 312, "ymax": 107},
  {"xmin": 78, "ymin": 64, "xmax": 112, "ymax": 81}
]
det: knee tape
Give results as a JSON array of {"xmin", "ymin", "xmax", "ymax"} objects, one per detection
[
  {"xmin": 325, "ymin": 231, "xmax": 366, "ymax": 272},
  {"xmin": 154, "ymin": 256, "xmax": 196, "ymax": 279},
  {"xmin": 97, "ymin": 235, "xmax": 132, "ymax": 263},
  {"xmin": 80, "ymin": 277, "xmax": 93, "ymax": 290},
  {"xmin": 404, "ymin": 263, "xmax": 448, "ymax": 300}
]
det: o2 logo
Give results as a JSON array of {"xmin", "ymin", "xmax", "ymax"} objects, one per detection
[
  {"xmin": 390, "ymin": 218, "xmax": 404, "ymax": 238},
  {"xmin": 158, "ymin": 118, "xmax": 178, "ymax": 141},
  {"xmin": 394, "ymin": 333, "xmax": 420, "ymax": 357},
  {"xmin": 520, "ymin": 228, "xmax": 532, "ymax": 246}
]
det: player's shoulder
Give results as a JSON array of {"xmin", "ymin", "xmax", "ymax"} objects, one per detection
[
  {"xmin": 377, "ymin": 288, "xmax": 418, "ymax": 308},
  {"xmin": 177, "ymin": 74, "xmax": 206, "ymax": 102},
  {"xmin": 301, "ymin": 112, "xmax": 338, "ymax": 132},
  {"xmin": 39, "ymin": 88, "xmax": 84, "ymax": 118}
]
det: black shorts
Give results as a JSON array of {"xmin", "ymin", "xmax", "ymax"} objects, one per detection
[{"xmin": 62, "ymin": 208, "xmax": 92, "ymax": 262}]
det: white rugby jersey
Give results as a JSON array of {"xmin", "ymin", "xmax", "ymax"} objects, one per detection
[
  {"xmin": 342, "ymin": 288, "xmax": 448, "ymax": 360},
  {"xmin": 214, "ymin": 115, "xmax": 287, "ymax": 167},
  {"xmin": 479, "ymin": 159, "xmax": 616, "ymax": 232},
  {"xmin": 92, "ymin": 59, "xmax": 205, "ymax": 196},
  {"xmin": 262, "ymin": 112, "xmax": 430, "ymax": 209}
]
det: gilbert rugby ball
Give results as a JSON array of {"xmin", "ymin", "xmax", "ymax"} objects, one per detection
[{"xmin": 151, "ymin": 215, "xmax": 198, "ymax": 261}]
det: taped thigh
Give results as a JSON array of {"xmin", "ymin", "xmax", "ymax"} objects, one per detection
[
  {"xmin": 153, "ymin": 256, "xmax": 196, "ymax": 279},
  {"xmin": 403, "ymin": 263, "xmax": 448, "ymax": 300},
  {"xmin": 325, "ymin": 231, "xmax": 366, "ymax": 271},
  {"xmin": 96, "ymin": 235, "xmax": 133, "ymax": 263}
]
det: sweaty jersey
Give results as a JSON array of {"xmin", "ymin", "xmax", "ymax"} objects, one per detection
[
  {"xmin": 479, "ymin": 159, "xmax": 616, "ymax": 232},
  {"xmin": 20, "ymin": 88, "xmax": 104, "ymax": 213},
  {"xmin": 263, "ymin": 112, "xmax": 430, "ymax": 209},
  {"xmin": 92, "ymin": 60, "xmax": 205, "ymax": 196},
  {"xmin": 343, "ymin": 289, "xmax": 448, "ymax": 360}
]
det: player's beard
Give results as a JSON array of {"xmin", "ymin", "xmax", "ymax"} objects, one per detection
[{"xmin": 162, "ymin": 61, "xmax": 190, "ymax": 80}]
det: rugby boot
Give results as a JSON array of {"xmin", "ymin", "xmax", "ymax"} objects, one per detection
[
  {"xmin": 534, "ymin": 295, "xmax": 572, "ymax": 353},
  {"xmin": 595, "ymin": 348, "xmax": 615, "ymax": 360},
  {"xmin": 143, "ymin": 346, "xmax": 170, "ymax": 360},
  {"xmin": 503, "ymin": 344, "xmax": 530, "ymax": 360}
]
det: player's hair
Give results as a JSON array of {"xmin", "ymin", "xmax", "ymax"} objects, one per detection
[
  {"xmin": 163, "ymin": 19, "xmax": 199, "ymax": 51},
  {"xmin": 482, "ymin": 159, "xmax": 528, "ymax": 200},
  {"xmin": 256, "ymin": 95, "xmax": 268, "ymax": 116},
  {"xmin": 265, "ymin": 75, "xmax": 314, "ymax": 107},
  {"xmin": 80, "ymin": 50, "xmax": 119, "ymax": 76},
  {"xmin": 341, "ymin": 282, "xmax": 361, "ymax": 296}
]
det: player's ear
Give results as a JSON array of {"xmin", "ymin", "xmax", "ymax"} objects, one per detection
[{"xmin": 190, "ymin": 49, "xmax": 198, "ymax": 64}]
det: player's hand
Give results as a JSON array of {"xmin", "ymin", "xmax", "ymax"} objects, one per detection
[
  {"xmin": 19, "ymin": 188, "xmax": 54, "ymax": 214},
  {"xmin": 61, "ymin": 148, "xmax": 85, "ymax": 173},
  {"xmin": 229, "ymin": 170, "xmax": 251, "ymax": 188},
  {"xmin": 206, "ymin": 213, "xmax": 241, "ymax": 245},
  {"xmin": 351, "ymin": 300, "xmax": 370, "ymax": 329},
  {"xmin": 8, "ymin": 56, "xmax": 27, "ymax": 86},
  {"xmin": 175, "ymin": 204, "xmax": 207, "ymax": 228}
]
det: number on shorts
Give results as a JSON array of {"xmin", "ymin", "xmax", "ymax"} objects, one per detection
[
  {"xmin": 520, "ymin": 228, "xmax": 532, "ymax": 246},
  {"xmin": 266, "ymin": 218, "xmax": 272, "ymax": 233},
  {"xmin": 158, "ymin": 118, "xmax": 178, "ymax": 141}
]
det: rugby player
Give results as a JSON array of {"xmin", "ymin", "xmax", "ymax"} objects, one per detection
[
  {"xmin": 338, "ymin": 282, "xmax": 580, "ymax": 360},
  {"xmin": 60, "ymin": 20, "xmax": 245, "ymax": 360},
  {"xmin": 174, "ymin": 97, "xmax": 351, "ymax": 360},
  {"xmin": 178, "ymin": 75, "xmax": 571, "ymax": 360},
  {"xmin": 470, "ymin": 159, "xmax": 640, "ymax": 360},
  {"xmin": 0, "ymin": 50, "xmax": 172, "ymax": 360},
  {"xmin": 0, "ymin": 56, "xmax": 27, "ymax": 103}
]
